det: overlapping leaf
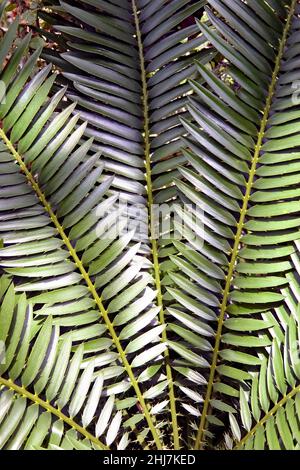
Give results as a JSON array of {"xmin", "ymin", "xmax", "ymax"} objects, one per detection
[
  {"xmin": 39, "ymin": 0, "xmax": 215, "ymax": 448},
  {"xmin": 170, "ymin": 0, "xmax": 300, "ymax": 449},
  {"xmin": 0, "ymin": 20, "xmax": 174, "ymax": 450},
  {"xmin": 0, "ymin": 277, "xmax": 126, "ymax": 450},
  {"xmin": 229, "ymin": 290, "xmax": 300, "ymax": 450},
  {"xmin": 4, "ymin": 0, "xmax": 300, "ymax": 452},
  {"xmin": 43, "ymin": 0, "xmax": 211, "ymax": 206}
]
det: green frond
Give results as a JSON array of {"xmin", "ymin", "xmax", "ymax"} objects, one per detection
[
  {"xmin": 0, "ymin": 19, "xmax": 178, "ymax": 450},
  {"xmin": 230, "ymin": 300, "xmax": 300, "ymax": 450},
  {"xmin": 4, "ymin": 0, "xmax": 300, "ymax": 452},
  {"xmin": 42, "ymin": 0, "xmax": 212, "ymax": 205},
  {"xmin": 0, "ymin": 276, "xmax": 110, "ymax": 450},
  {"xmin": 40, "ymin": 0, "xmax": 212, "ymax": 449},
  {"xmin": 170, "ymin": 0, "xmax": 300, "ymax": 450}
]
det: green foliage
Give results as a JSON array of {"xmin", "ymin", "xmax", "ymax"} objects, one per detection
[
  {"xmin": 2, "ymin": 0, "xmax": 300, "ymax": 452},
  {"xmin": 0, "ymin": 1, "xmax": 210, "ymax": 450},
  {"xmin": 175, "ymin": 0, "xmax": 300, "ymax": 450}
]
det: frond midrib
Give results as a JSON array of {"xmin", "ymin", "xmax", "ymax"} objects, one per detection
[
  {"xmin": 234, "ymin": 383, "xmax": 300, "ymax": 449},
  {"xmin": 194, "ymin": 0, "xmax": 298, "ymax": 450},
  {"xmin": 0, "ymin": 127, "xmax": 163, "ymax": 450},
  {"xmin": 131, "ymin": 0, "xmax": 179, "ymax": 450},
  {"xmin": 0, "ymin": 376, "xmax": 108, "ymax": 450}
]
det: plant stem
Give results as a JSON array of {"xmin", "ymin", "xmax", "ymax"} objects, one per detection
[
  {"xmin": 0, "ymin": 376, "xmax": 108, "ymax": 449},
  {"xmin": 235, "ymin": 384, "xmax": 300, "ymax": 449}
]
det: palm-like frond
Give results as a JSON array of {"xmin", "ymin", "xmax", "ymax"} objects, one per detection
[
  {"xmin": 229, "ymin": 290, "xmax": 300, "ymax": 450},
  {"xmin": 171, "ymin": 0, "xmax": 300, "ymax": 449},
  {"xmin": 38, "ymin": 0, "xmax": 214, "ymax": 448},
  {"xmin": 0, "ymin": 20, "xmax": 176, "ymax": 450},
  {"xmin": 4, "ymin": 0, "xmax": 300, "ymax": 452},
  {"xmin": 42, "ymin": 0, "xmax": 211, "ymax": 204},
  {"xmin": 0, "ymin": 276, "xmax": 126, "ymax": 450}
]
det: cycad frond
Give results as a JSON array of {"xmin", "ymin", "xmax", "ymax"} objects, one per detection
[
  {"xmin": 44, "ymin": 0, "xmax": 211, "ymax": 204},
  {"xmin": 0, "ymin": 20, "xmax": 173, "ymax": 450},
  {"xmin": 40, "ymin": 0, "xmax": 213, "ymax": 449},
  {"xmin": 172, "ymin": 0, "xmax": 300, "ymax": 449},
  {"xmin": 0, "ymin": 276, "xmax": 122, "ymax": 450},
  {"xmin": 4, "ymin": 0, "xmax": 300, "ymax": 452},
  {"xmin": 229, "ymin": 292, "xmax": 300, "ymax": 450}
]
